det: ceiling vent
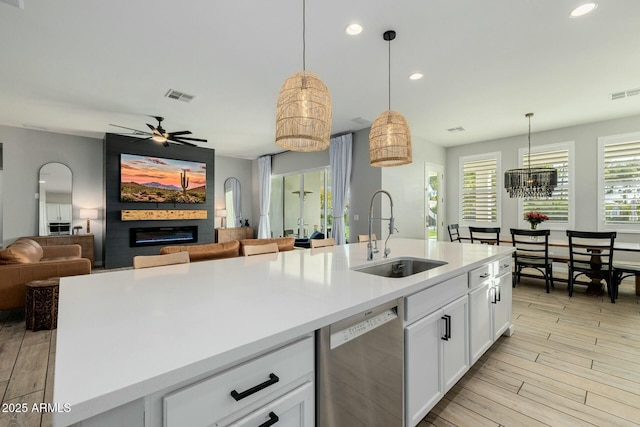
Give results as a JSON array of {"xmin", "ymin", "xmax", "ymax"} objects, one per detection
[
  {"xmin": 164, "ymin": 89, "xmax": 195, "ymax": 103},
  {"xmin": 351, "ymin": 117, "xmax": 370, "ymax": 125},
  {"xmin": 447, "ymin": 126, "xmax": 465, "ymax": 132},
  {"xmin": 0, "ymin": 0, "xmax": 24, "ymax": 9},
  {"xmin": 610, "ymin": 88, "xmax": 640, "ymax": 101}
]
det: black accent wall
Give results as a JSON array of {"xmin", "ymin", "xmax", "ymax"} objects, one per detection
[{"xmin": 103, "ymin": 134, "xmax": 215, "ymax": 268}]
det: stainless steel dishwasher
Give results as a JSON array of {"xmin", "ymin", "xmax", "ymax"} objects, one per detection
[{"xmin": 317, "ymin": 298, "xmax": 404, "ymax": 427}]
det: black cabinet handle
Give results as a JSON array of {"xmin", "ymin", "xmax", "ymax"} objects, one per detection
[
  {"xmin": 230, "ymin": 373, "xmax": 279, "ymax": 401},
  {"xmin": 444, "ymin": 314, "xmax": 451, "ymax": 339},
  {"xmin": 496, "ymin": 285, "xmax": 501, "ymax": 302},
  {"xmin": 479, "ymin": 272, "xmax": 490, "ymax": 278},
  {"xmin": 441, "ymin": 316, "xmax": 449, "ymax": 341},
  {"xmin": 491, "ymin": 286, "xmax": 497, "ymax": 304},
  {"xmin": 258, "ymin": 412, "xmax": 279, "ymax": 427}
]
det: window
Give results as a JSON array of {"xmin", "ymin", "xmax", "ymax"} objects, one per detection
[
  {"xmin": 460, "ymin": 153, "xmax": 500, "ymax": 226},
  {"xmin": 598, "ymin": 132, "xmax": 640, "ymax": 232},
  {"xmin": 519, "ymin": 142, "xmax": 574, "ymax": 229}
]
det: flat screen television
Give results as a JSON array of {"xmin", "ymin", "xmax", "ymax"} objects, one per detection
[{"xmin": 120, "ymin": 153, "xmax": 206, "ymax": 203}]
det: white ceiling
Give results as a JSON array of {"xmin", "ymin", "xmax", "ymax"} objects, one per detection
[{"xmin": 1, "ymin": 1, "xmax": 639, "ymax": 159}]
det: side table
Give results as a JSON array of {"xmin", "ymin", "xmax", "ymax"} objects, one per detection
[{"xmin": 25, "ymin": 278, "xmax": 60, "ymax": 331}]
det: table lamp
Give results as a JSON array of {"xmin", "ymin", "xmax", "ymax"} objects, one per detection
[
  {"xmin": 80, "ymin": 209, "xmax": 99, "ymax": 234},
  {"xmin": 216, "ymin": 209, "xmax": 227, "ymax": 228}
]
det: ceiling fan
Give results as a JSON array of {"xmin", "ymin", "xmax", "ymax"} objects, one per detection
[{"xmin": 109, "ymin": 116, "xmax": 207, "ymax": 147}]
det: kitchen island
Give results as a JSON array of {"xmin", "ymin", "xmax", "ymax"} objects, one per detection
[{"xmin": 53, "ymin": 239, "xmax": 514, "ymax": 426}]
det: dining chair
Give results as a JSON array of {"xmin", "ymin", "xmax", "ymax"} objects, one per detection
[
  {"xmin": 447, "ymin": 224, "xmax": 461, "ymax": 242},
  {"xmin": 469, "ymin": 227, "xmax": 501, "ymax": 245},
  {"xmin": 243, "ymin": 242, "xmax": 279, "ymax": 256},
  {"xmin": 310, "ymin": 238, "xmax": 335, "ymax": 248},
  {"xmin": 510, "ymin": 228, "xmax": 553, "ymax": 292},
  {"xmin": 133, "ymin": 251, "xmax": 190, "ymax": 269},
  {"xmin": 613, "ymin": 261, "xmax": 640, "ymax": 299},
  {"xmin": 357, "ymin": 234, "xmax": 377, "ymax": 243},
  {"xmin": 566, "ymin": 230, "xmax": 617, "ymax": 303}
]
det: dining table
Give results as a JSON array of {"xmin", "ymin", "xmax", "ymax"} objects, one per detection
[{"xmin": 460, "ymin": 235, "xmax": 640, "ymax": 296}]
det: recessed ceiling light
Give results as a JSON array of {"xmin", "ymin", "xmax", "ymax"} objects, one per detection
[
  {"xmin": 409, "ymin": 73, "xmax": 423, "ymax": 80},
  {"xmin": 570, "ymin": 3, "xmax": 598, "ymax": 17},
  {"xmin": 345, "ymin": 24, "xmax": 363, "ymax": 35}
]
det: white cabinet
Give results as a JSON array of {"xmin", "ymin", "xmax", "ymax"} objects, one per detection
[
  {"xmin": 164, "ymin": 336, "xmax": 314, "ymax": 427},
  {"xmin": 469, "ymin": 257, "xmax": 513, "ymax": 364},
  {"xmin": 46, "ymin": 203, "xmax": 72, "ymax": 221},
  {"xmin": 405, "ymin": 292, "xmax": 469, "ymax": 427}
]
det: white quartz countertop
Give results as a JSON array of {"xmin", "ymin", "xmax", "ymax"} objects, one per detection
[{"xmin": 53, "ymin": 239, "xmax": 513, "ymax": 425}]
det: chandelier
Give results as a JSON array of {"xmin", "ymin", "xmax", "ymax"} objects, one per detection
[{"xmin": 504, "ymin": 113, "xmax": 557, "ymax": 198}]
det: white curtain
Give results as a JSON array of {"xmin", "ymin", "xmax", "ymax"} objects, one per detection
[
  {"xmin": 257, "ymin": 156, "xmax": 272, "ymax": 238},
  {"xmin": 329, "ymin": 133, "xmax": 352, "ymax": 245}
]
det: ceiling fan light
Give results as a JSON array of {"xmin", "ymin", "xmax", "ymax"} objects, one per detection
[
  {"xmin": 369, "ymin": 110, "xmax": 412, "ymax": 167},
  {"xmin": 152, "ymin": 134, "xmax": 167, "ymax": 143},
  {"xmin": 275, "ymin": 70, "xmax": 332, "ymax": 152}
]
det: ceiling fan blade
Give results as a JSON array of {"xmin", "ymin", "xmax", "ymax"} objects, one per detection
[
  {"xmin": 108, "ymin": 124, "xmax": 150, "ymax": 135},
  {"xmin": 168, "ymin": 138, "xmax": 197, "ymax": 147},
  {"xmin": 173, "ymin": 136, "xmax": 208, "ymax": 143},
  {"xmin": 146, "ymin": 123, "xmax": 157, "ymax": 132},
  {"xmin": 169, "ymin": 130, "xmax": 192, "ymax": 137}
]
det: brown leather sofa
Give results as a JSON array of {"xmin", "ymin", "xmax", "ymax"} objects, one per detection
[
  {"xmin": 159, "ymin": 238, "xmax": 296, "ymax": 261},
  {"xmin": 239, "ymin": 237, "xmax": 295, "ymax": 255},
  {"xmin": 0, "ymin": 238, "xmax": 91, "ymax": 310},
  {"xmin": 160, "ymin": 240, "xmax": 240, "ymax": 261}
]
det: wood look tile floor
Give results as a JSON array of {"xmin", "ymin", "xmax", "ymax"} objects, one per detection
[{"xmin": 1, "ymin": 277, "xmax": 639, "ymax": 427}]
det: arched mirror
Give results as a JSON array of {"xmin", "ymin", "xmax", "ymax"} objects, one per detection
[
  {"xmin": 38, "ymin": 163, "xmax": 72, "ymax": 236},
  {"xmin": 224, "ymin": 177, "xmax": 242, "ymax": 228}
]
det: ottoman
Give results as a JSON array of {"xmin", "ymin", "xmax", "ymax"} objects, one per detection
[{"xmin": 25, "ymin": 277, "xmax": 60, "ymax": 331}]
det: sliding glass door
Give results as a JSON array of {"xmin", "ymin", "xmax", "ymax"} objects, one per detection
[{"xmin": 270, "ymin": 168, "xmax": 349, "ymax": 241}]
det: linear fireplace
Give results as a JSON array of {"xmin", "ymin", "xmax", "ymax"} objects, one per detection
[{"xmin": 130, "ymin": 226, "xmax": 198, "ymax": 247}]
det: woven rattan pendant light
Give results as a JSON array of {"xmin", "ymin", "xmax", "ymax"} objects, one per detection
[
  {"xmin": 369, "ymin": 30, "xmax": 412, "ymax": 167},
  {"xmin": 275, "ymin": 0, "xmax": 332, "ymax": 152},
  {"xmin": 504, "ymin": 113, "xmax": 558, "ymax": 198}
]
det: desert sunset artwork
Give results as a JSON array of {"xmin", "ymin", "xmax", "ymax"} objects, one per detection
[{"xmin": 120, "ymin": 153, "xmax": 206, "ymax": 203}]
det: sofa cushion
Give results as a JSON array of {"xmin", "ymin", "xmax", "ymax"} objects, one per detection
[
  {"xmin": 160, "ymin": 240, "xmax": 240, "ymax": 262},
  {"xmin": 0, "ymin": 238, "xmax": 44, "ymax": 264}
]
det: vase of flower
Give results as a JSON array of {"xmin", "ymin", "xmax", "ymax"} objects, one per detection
[{"xmin": 524, "ymin": 211, "xmax": 548, "ymax": 241}]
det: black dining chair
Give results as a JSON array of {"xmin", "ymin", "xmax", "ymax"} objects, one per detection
[
  {"xmin": 566, "ymin": 230, "xmax": 617, "ymax": 303},
  {"xmin": 510, "ymin": 228, "xmax": 553, "ymax": 292},
  {"xmin": 447, "ymin": 224, "xmax": 461, "ymax": 242},
  {"xmin": 613, "ymin": 262, "xmax": 640, "ymax": 299},
  {"xmin": 469, "ymin": 227, "xmax": 501, "ymax": 245}
]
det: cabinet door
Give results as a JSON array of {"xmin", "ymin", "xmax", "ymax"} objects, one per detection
[
  {"xmin": 405, "ymin": 309, "xmax": 443, "ymax": 427},
  {"xmin": 493, "ymin": 272, "xmax": 512, "ymax": 340},
  {"xmin": 468, "ymin": 281, "xmax": 493, "ymax": 364},
  {"xmin": 59, "ymin": 204, "xmax": 72, "ymax": 221},
  {"xmin": 227, "ymin": 381, "xmax": 314, "ymax": 427},
  {"xmin": 442, "ymin": 295, "xmax": 469, "ymax": 392},
  {"xmin": 47, "ymin": 203, "xmax": 60, "ymax": 221}
]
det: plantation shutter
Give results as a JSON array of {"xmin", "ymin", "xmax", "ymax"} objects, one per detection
[
  {"xmin": 522, "ymin": 149, "xmax": 569, "ymax": 223},
  {"xmin": 602, "ymin": 140, "xmax": 640, "ymax": 225},
  {"xmin": 462, "ymin": 158, "xmax": 497, "ymax": 223}
]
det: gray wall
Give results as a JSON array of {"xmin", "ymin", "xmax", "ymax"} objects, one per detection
[
  {"xmin": 0, "ymin": 125, "xmax": 104, "ymax": 261},
  {"xmin": 446, "ymin": 114, "xmax": 640, "ymax": 247}
]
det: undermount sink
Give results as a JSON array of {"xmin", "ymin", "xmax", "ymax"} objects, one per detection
[{"xmin": 354, "ymin": 257, "xmax": 448, "ymax": 278}]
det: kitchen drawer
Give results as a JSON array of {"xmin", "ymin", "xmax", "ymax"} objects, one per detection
[
  {"xmin": 469, "ymin": 264, "xmax": 492, "ymax": 289},
  {"xmin": 224, "ymin": 381, "xmax": 314, "ymax": 427},
  {"xmin": 405, "ymin": 274, "xmax": 467, "ymax": 324},
  {"xmin": 164, "ymin": 336, "xmax": 313, "ymax": 427},
  {"xmin": 496, "ymin": 256, "xmax": 512, "ymax": 277}
]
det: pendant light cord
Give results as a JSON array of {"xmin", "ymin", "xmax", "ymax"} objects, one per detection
[
  {"xmin": 388, "ymin": 37, "xmax": 391, "ymax": 111},
  {"xmin": 302, "ymin": 0, "xmax": 306, "ymax": 71},
  {"xmin": 527, "ymin": 113, "xmax": 532, "ymax": 171}
]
